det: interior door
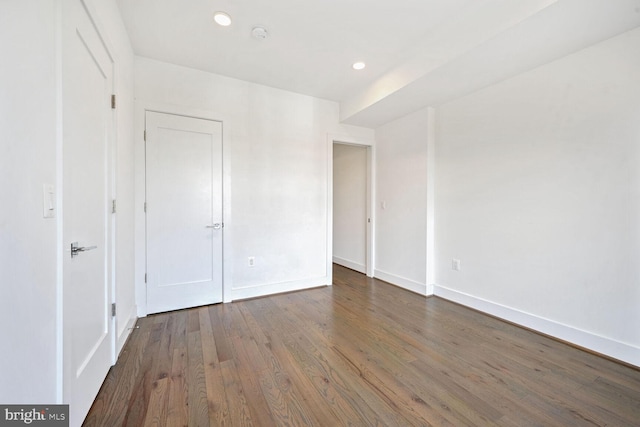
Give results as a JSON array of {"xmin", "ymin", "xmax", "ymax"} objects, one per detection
[
  {"xmin": 145, "ymin": 112, "xmax": 223, "ymax": 314},
  {"xmin": 61, "ymin": 0, "xmax": 114, "ymax": 424}
]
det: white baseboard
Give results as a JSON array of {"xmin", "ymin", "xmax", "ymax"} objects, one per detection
[
  {"xmin": 374, "ymin": 269, "xmax": 426, "ymax": 296},
  {"xmin": 333, "ymin": 256, "xmax": 366, "ymax": 274},
  {"xmin": 230, "ymin": 276, "xmax": 329, "ymax": 301},
  {"xmin": 434, "ymin": 285, "xmax": 640, "ymax": 368},
  {"xmin": 426, "ymin": 283, "xmax": 435, "ymax": 296},
  {"xmin": 116, "ymin": 305, "xmax": 137, "ymax": 358}
]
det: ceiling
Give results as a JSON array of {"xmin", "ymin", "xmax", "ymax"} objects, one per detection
[{"xmin": 116, "ymin": 0, "xmax": 640, "ymax": 127}]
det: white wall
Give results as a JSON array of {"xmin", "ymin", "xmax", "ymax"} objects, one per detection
[
  {"xmin": 0, "ymin": 0, "xmax": 58, "ymax": 404},
  {"xmin": 435, "ymin": 27, "xmax": 640, "ymax": 365},
  {"xmin": 333, "ymin": 144, "xmax": 367, "ymax": 273},
  {"xmin": 134, "ymin": 58, "xmax": 373, "ymax": 306},
  {"xmin": 374, "ymin": 107, "xmax": 435, "ymax": 294}
]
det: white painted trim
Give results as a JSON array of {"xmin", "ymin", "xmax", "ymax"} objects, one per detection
[
  {"xmin": 328, "ymin": 133, "xmax": 376, "ymax": 281},
  {"xmin": 425, "ymin": 107, "xmax": 436, "ymax": 296},
  {"xmin": 427, "ymin": 284, "xmax": 436, "ymax": 295},
  {"xmin": 134, "ymin": 100, "xmax": 233, "ymax": 315},
  {"xmin": 54, "ymin": 0, "xmax": 64, "ymax": 404},
  {"xmin": 231, "ymin": 276, "xmax": 329, "ymax": 301},
  {"xmin": 134, "ymin": 101, "xmax": 147, "ymax": 316},
  {"xmin": 374, "ymin": 269, "xmax": 427, "ymax": 296},
  {"xmin": 332, "ymin": 256, "xmax": 366, "ymax": 274},
  {"xmin": 326, "ymin": 136, "xmax": 333, "ymax": 286},
  {"xmin": 366, "ymin": 145, "xmax": 375, "ymax": 278},
  {"xmin": 116, "ymin": 306, "xmax": 137, "ymax": 357},
  {"xmin": 434, "ymin": 285, "xmax": 640, "ymax": 367}
]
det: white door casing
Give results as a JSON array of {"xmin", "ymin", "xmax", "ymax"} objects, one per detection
[
  {"xmin": 145, "ymin": 112, "xmax": 223, "ymax": 314},
  {"xmin": 333, "ymin": 143, "xmax": 368, "ymax": 274},
  {"xmin": 328, "ymin": 135, "xmax": 375, "ymax": 281},
  {"xmin": 61, "ymin": 0, "xmax": 114, "ymax": 424}
]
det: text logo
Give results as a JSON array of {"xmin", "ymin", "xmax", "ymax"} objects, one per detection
[{"xmin": 0, "ymin": 405, "xmax": 68, "ymax": 426}]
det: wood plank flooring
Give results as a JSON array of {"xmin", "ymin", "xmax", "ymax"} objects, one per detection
[{"xmin": 84, "ymin": 264, "xmax": 640, "ymax": 426}]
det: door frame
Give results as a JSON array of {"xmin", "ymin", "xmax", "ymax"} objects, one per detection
[
  {"xmin": 327, "ymin": 134, "xmax": 375, "ymax": 285},
  {"xmin": 134, "ymin": 102, "xmax": 232, "ymax": 316}
]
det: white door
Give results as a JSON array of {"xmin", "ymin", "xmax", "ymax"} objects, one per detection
[
  {"xmin": 145, "ymin": 112, "xmax": 223, "ymax": 313},
  {"xmin": 62, "ymin": 0, "xmax": 114, "ymax": 425}
]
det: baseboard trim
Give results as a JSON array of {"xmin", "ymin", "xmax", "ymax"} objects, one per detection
[
  {"xmin": 231, "ymin": 276, "xmax": 329, "ymax": 301},
  {"xmin": 374, "ymin": 269, "xmax": 426, "ymax": 296},
  {"xmin": 116, "ymin": 306, "xmax": 137, "ymax": 358},
  {"xmin": 332, "ymin": 256, "xmax": 366, "ymax": 274},
  {"xmin": 434, "ymin": 285, "xmax": 640, "ymax": 368}
]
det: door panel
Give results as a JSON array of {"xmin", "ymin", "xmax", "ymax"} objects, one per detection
[
  {"xmin": 146, "ymin": 112, "xmax": 223, "ymax": 313},
  {"xmin": 62, "ymin": 0, "xmax": 113, "ymax": 424}
]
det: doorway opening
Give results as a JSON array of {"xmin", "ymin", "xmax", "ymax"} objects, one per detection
[{"xmin": 331, "ymin": 140, "xmax": 374, "ymax": 278}]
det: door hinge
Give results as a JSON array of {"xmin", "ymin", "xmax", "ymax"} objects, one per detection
[
  {"xmin": 111, "ymin": 94, "xmax": 116, "ymax": 109},
  {"xmin": 112, "ymin": 199, "xmax": 117, "ymax": 214},
  {"xmin": 144, "ymin": 130, "xmax": 146, "ymax": 141},
  {"xmin": 111, "ymin": 303, "xmax": 116, "ymax": 317},
  {"xmin": 144, "ymin": 202, "xmax": 147, "ymax": 213},
  {"xmin": 144, "ymin": 273, "xmax": 147, "ymax": 283}
]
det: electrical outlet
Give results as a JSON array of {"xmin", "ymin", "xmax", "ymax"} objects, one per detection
[
  {"xmin": 452, "ymin": 259, "xmax": 461, "ymax": 271},
  {"xmin": 248, "ymin": 256, "xmax": 255, "ymax": 267}
]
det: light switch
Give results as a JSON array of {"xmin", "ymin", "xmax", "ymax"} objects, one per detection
[{"xmin": 43, "ymin": 184, "xmax": 55, "ymax": 218}]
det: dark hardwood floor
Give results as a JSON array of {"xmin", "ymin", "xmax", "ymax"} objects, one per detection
[{"xmin": 84, "ymin": 264, "xmax": 640, "ymax": 426}]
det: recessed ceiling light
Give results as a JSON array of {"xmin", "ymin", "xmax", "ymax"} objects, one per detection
[
  {"xmin": 213, "ymin": 11, "xmax": 232, "ymax": 27},
  {"xmin": 352, "ymin": 61, "xmax": 366, "ymax": 70}
]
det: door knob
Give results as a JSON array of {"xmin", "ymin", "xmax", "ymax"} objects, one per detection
[
  {"xmin": 70, "ymin": 242, "xmax": 97, "ymax": 258},
  {"xmin": 205, "ymin": 223, "xmax": 222, "ymax": 230}
]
